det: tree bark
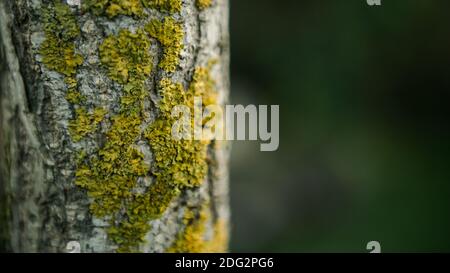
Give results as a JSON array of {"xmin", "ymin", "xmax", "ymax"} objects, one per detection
[{"xmin": 0, "ymin": 0, "xmax": 230, "ymax": 253}]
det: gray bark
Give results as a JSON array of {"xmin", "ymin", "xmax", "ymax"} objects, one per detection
[{"xmin": 0, "ymin": 0, "xmax": 230, "ymax": 253}]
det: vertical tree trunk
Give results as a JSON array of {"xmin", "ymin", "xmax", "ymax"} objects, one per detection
[{"xmin": 0, "ymin": 0, "xmax": 230, "ymax": 253}]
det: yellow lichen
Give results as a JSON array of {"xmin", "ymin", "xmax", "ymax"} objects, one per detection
[
  {"xmin": 145, "ymin": 81, "xmax": 208, "ymax": 189},
  {"xmin": 145, "ymin": 64, "xmax": 218, "ymax": 191},
  {"xmin": 167, "ymin": 206, "xmax": 228, "ymax": 253},
  {"xmin": 188, "ymin": 63, "xmax": 219, "ymax": 107},
  {"xmin": 66, "ymin": 89, "xmax": 85, "ymax": 104},
  {"xmin": 39, "ymin": 1, "xmax": 102, "ymax": 144},
  {"xmin": 141, "ymin": 0, "xmax": 182, "ymax": 13},
  {"xmin": 196, "ymin": 0, "xmax": 212, "ymax": 10},
  {"xmin": 99, "ymin": 29, "xmax": 152, "ymax": 84},
  {"xmin": 60, "ymin": 0, "xmax": 222, "ymax": 251},
  {"xmin": 207, "ymin": 219, "xmax": 229, "ymax": 253},
  {"xmin": 145, "ymin": 18, "xmax": 184, "ymax": 73},
  {"xmin": 75, "ymin": 109, "xmax": 151, "ymax": 252},
  {"xmin": 73, "ymin": 28, "xmax": 155, "ymax": 252},
  {"xmin": 75, "ymin": 112, "xmax": 149, "ymax": 219},
  {"xmin": 69, "ymin": 108, "xmax": 107, "ymax": 142},
  {"xmin": 102, "ymin": 66, "xmax": 221, "ymax": 250},
  {"xmin": 83, "ymin": 0, "xmax": 144, "ymax": 18},
  {"xmin": 40, "ymin": 1, "xmax": 83, "ymax": 76},
  {"xmin": 40, "ymin": 37, "xmax": 83, "ymax": 76},
  {"xmin": 39, "ymin": 1, "xmax": 90, "ymax": 145},
  {"xmin": 65, "ymin": 77, "xmax": 85, "ymax": 104}
]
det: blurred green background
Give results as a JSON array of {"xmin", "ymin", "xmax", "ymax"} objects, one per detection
[{"xmin": 228, "ymin": 0, "xmax": 450, "ymax": 252}]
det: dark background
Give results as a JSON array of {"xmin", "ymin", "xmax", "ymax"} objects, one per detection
[{"xmin": 229, "ymin": 0, "xmax": 450, "ymax": 252}]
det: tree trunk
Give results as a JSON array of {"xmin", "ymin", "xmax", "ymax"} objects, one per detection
[{"xmin": 0, "ymin": 0, "xmax": 230, "ymax": 253}]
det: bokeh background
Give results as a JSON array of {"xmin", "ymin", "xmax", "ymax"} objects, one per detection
[{"xmin": 228, "ymin": 0, "xmax": 450, "ymax": 252}]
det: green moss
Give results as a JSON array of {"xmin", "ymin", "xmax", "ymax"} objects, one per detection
[
  {"xmin": 69, "ymin": 108, "xmax": 107, "ymax": 142},
  {"xmin": 145, "ymin": 18, "xmax": 184, "ymax": 73},
  {"xmin": 83, "ymin": 0, "xmax": 144, "ymax": 18},
  {"xmin": 196, "ymin": 0, "xmax": 212, "ymax": 10},
  {"xmin": 99, "ymin": 29, "xmax": 152, "ymax": 84},
  {"xmin": 141, "ymin": 0, "xmax": 182, "ymax": 13},
  {"xmin": 40, "ymin": 1, "xmax": 83, "ymax": 76}
]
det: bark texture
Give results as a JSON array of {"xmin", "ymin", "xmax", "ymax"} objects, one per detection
[{"xmin": 0, "ymin": 0, "xmax": 230, "ymax": 253}]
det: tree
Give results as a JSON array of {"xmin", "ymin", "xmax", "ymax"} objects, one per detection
[{"xmin": 0, "ymin": 0, "xmax": 230, "ymax": 253}]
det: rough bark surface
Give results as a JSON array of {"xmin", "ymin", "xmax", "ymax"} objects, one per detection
[{"xmin": 0, "ymin": 0, "xmax": 230, "ymax": 253}]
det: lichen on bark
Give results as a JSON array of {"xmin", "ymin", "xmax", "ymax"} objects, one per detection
[
  {"xmin": 142, "ymin": 0, "xmax": 182, "ymax": 13},
  {"xmin": 196, "ymin": 0, "xmax": 213, "ymax": 10},
  {"xmin": 1, "ymin": 0, "xmax": 230, "ymax": 253},
  {"xmin": 145, "ymin": 17, "xmax": 184, "ymax": 73},
  {"xmin": 83, "ymin": 0, "xmax": 145, "ymax": 18}
]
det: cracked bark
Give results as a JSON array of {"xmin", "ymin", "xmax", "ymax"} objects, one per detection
[{"xmin": 0, "ymin": 0, "xmax": 230, "ymax": 253}]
